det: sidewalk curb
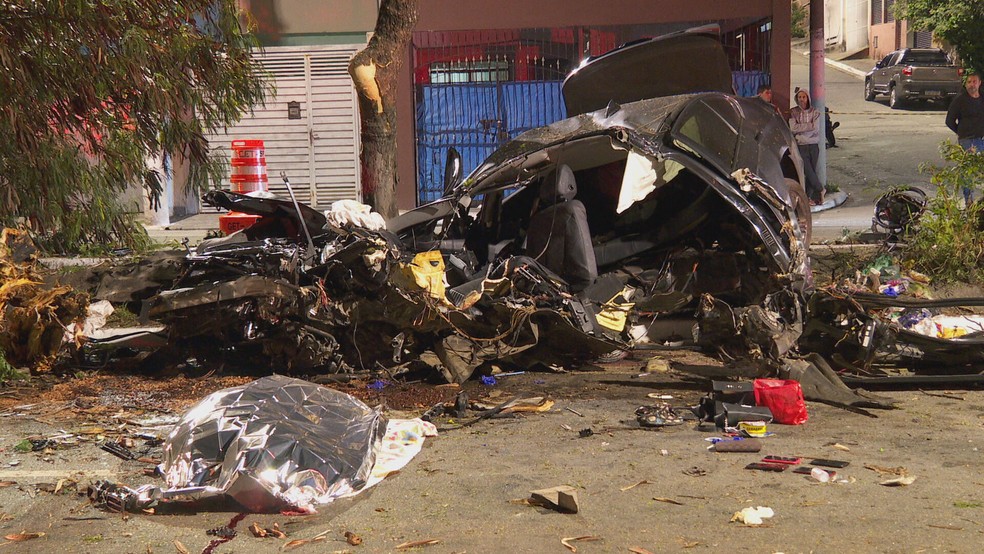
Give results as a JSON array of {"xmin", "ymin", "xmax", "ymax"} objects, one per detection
[{"xmin": 797, "ymin": 50, "xmax": 867, "ymax": 80}]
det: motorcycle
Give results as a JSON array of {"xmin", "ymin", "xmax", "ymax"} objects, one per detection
[{"xmin": 825, "ymin": 107, "xmax": 840, "ymax": 148}]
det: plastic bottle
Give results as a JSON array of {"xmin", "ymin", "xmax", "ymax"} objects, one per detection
[{"xmin": 810, "ymin": 467, "xmax": 831, "ymax": 483}]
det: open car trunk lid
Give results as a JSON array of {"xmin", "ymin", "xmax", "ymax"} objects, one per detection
[{"xmin": 562, "ymin": 27, "xmax": 733, "ymax": 117}]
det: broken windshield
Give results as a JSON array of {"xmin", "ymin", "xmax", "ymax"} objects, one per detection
[{"xmin": 462, "ymin": 94, "xmax": 694, "ymax": 194}]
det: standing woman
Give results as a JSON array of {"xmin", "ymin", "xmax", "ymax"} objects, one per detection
[{"xmin": 789, "ymin": 88, "xmax": 826, "ymax": 204}]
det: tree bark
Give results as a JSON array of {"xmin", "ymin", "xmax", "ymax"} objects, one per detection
[{"xmin": 348, "ymin": 0, "xmax": 418, "ymax": 218}]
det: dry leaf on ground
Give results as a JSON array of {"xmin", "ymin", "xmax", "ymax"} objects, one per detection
[
  {"xmin": 395, "ymin": 539, "xmax": 440, "ymax": 549},
  {"xmin": 4, "ymin": 532, "xmax": 44, "ymax": 541},
  {"xmin": 281, "ymin": 531, "xmax": 330, "ymax": 551},
  {"xmin": 560, "ymin": 535, "xmax": 601, "ymax": 553},
  {"xmin": 864, "ymin": 464, "xmax": 907, "ymax": 476},
  {"xmin": 928, "ymin": 524, "xmax": 963, "ymax": 531},
  {"xmin": 173, "ymin": 540, "xmax": 189, "ymax": 554},
  {"xmin": 281, "ymin": 538, "xmax": 326, "ymax": 551},
  {"xmin": 620, "ymin": 480, "xmax": 652, "ymax": 492},
  {"xmin": 249, "ymin": 522, "xmax": 267, "ymax": 538}
]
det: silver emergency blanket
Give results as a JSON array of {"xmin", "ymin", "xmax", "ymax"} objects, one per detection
[{"xmin": 156, "ymin": 375, "xmax": 386, "ymax": 512}]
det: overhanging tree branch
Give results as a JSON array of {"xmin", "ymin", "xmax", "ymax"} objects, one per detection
[{"xmin": 0, "ymin": 1, "xmax": 268, "ymax": 252}]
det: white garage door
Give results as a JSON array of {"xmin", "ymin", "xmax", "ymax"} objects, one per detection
[{"xmin": 206, "ymin": 45, "xmax": 363, "ymax": 209}]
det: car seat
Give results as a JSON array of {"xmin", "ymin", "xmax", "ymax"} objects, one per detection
[{"xmin": 525, "ymin": 165, "xmax": 598, "ymax": 292}]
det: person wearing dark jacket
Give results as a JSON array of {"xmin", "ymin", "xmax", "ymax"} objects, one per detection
[{"xmin": 945, "ymin": 73, "xmax": 984, "ymax": 203}]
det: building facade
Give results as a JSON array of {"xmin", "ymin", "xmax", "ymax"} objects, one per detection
[
  {"xmin": 398, "ymin": 0, "xmax": 792, "ymax": 209},
  {"xmin": 824, "ymin": 0, "xmax": 870, "ymax": 54},
  {"xmin": 868, "ymin": 0, "xmax": 933, "ymax": 61},
  {"xmin": 147, "ymin": 1, "xmax": 376, "ymax": 225},
  {"xmin": 150, "ymin": 0, "xmax": 792, "ymax": 221}
]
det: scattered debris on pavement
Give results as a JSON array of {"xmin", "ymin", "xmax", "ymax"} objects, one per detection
[
  {"xmin": 730, "ymin": 506, "xmax": 774, "ymax": 526},
  {"xmin": 528, "ymin": 485, "xmax": 580, "ymax": 513}
]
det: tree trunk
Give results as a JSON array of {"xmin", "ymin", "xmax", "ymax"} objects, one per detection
[{"xmin": 348, "ymin": 0, "xmax": 418, "ymax": 218}]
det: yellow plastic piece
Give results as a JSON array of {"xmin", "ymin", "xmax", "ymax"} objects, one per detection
[
  {"xmin": 399, "ymin": 250, "xmax": 447, "ymax": 301},
  {"xmin": 738, "ymin": 421, "xmax": 768, "ymax": 437},
  {"xmin": 595, "ymin": 287, "xmax": 635, "ymax": 332},
  {"xmin": 938, "ymin": 327, "xmax": 967, "ymax": 339}
]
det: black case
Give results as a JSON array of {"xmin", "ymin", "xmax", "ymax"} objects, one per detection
[
  {"xmin": 714, "ymin": 402, "xmax": 773, "ymax": 428},
  {"xmin": 695, "ymin": 382, "xmax": 772, "ymax": 429},
  {"xmin": 712, "ymin": 380, "xmax": 755, "ymax": 405}
]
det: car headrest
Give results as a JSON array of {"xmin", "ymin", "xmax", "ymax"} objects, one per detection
[{"xmin": 540, "ymin": 165, "xmax": 577, "ymax": 205}]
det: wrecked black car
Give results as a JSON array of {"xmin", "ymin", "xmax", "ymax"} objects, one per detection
[
  {"xmin": 389, "ymin": 30, "xmax": 813, "ymax": 360},
  {"xmin": 82, "ymin": 30, "xmax": 812, "ymax": 382}
]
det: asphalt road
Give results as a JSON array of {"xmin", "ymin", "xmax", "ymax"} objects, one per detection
[
  {"xmin": 1, "ymin": 351, "xmax": 982, "ymax": 553},
  {"xmin": 790, "ymin": 50, "xmax": 954, "ymax": 240}
]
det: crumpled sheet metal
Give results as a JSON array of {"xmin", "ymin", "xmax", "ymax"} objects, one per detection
[{"xmin": 155, "ymin": 375, "xmax": 386, "ymax": 512}]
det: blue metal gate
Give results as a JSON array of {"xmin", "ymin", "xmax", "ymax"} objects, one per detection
[
  {"xmin": 412, "ymin": 21, "xmax": 774, "ymax": 204},
  {"xmin": 415, "ymin": 80, "xmax": 565, "ymax": 204}
]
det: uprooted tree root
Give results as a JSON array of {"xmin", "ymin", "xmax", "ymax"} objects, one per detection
[{"xmin": 0, "ymin": 228, "xmax": 89, "ymax": 373}]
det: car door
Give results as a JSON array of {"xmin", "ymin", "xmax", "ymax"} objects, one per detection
[{"xmin": 874, "ymin": 52, "xmax": 898, "ymax": 92}]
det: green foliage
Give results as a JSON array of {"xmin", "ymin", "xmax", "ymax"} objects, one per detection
[
  {"xmin": 904, "ymin": 141, "xmax": 984, "ymax": 284},
  {"xmin": 0, "ymin": 348, "xmax": 25, "ymax": 381},
  {"xmin": 897, "ymin": 0, "xmax": 984, "ymax": 74},
  {"xmin": 791, "ymin": 1, "xmax": 808, "ymax": 39},
  {"xmin": 107, "ymin": 305, "xmax": 140, "ymax": 327},
  {"xmin": 0, "ymin": 2, "xmax": 269, "ymax": 254}
]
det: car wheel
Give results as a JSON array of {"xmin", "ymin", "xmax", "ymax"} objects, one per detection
[
  {"xmin": 889, "ymin": 85, "xmax": 902, "ymax": 109},
  {"xmin": 786, "ymin": 179, "xmax": 812, "ymax": 246},
  {"xmin": 864, "ymin": 80, "xmax": 875, "ymax": 101}
]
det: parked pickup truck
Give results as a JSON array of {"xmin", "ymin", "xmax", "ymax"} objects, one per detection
[{"xmin": 864, "ymin": 48, "xmax": 963, "ymax": 109}]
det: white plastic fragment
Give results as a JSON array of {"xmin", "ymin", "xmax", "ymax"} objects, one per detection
[
  {"xmin": 325, "ymin": 199, "xmax": 386, "ymax": 230},
  {"xmin": 731, "ymin": 506, "xmax": 774, "ymax": 525},
  {"xmin": 880, "ymin": 475, "xmax": 917, "ymax": 487},
  {"xmin": 810, "ymin": 467, "xmax": 831, "ymax": 483}
]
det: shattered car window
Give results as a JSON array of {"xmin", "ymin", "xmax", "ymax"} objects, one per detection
[
  {"xmin": 464, "ymin": 95, "xmax": 691, "ymax": 192},
  {"xmin": 671, "ymin": 95, "xmax": 740, "ymax": 173}
]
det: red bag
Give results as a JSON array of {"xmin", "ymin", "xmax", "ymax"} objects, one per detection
[{"xmin": 753, "ymin": 379, "xmax": 808, "ymax": 425}]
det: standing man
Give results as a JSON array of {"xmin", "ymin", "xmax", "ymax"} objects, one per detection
[
  {"xmin": 789, "ymin": 88, "xmax": 825, "ymax": 204},
  {"xmin": 945, "ymin": 73, "xmax": 984, "ymax": 203}
]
